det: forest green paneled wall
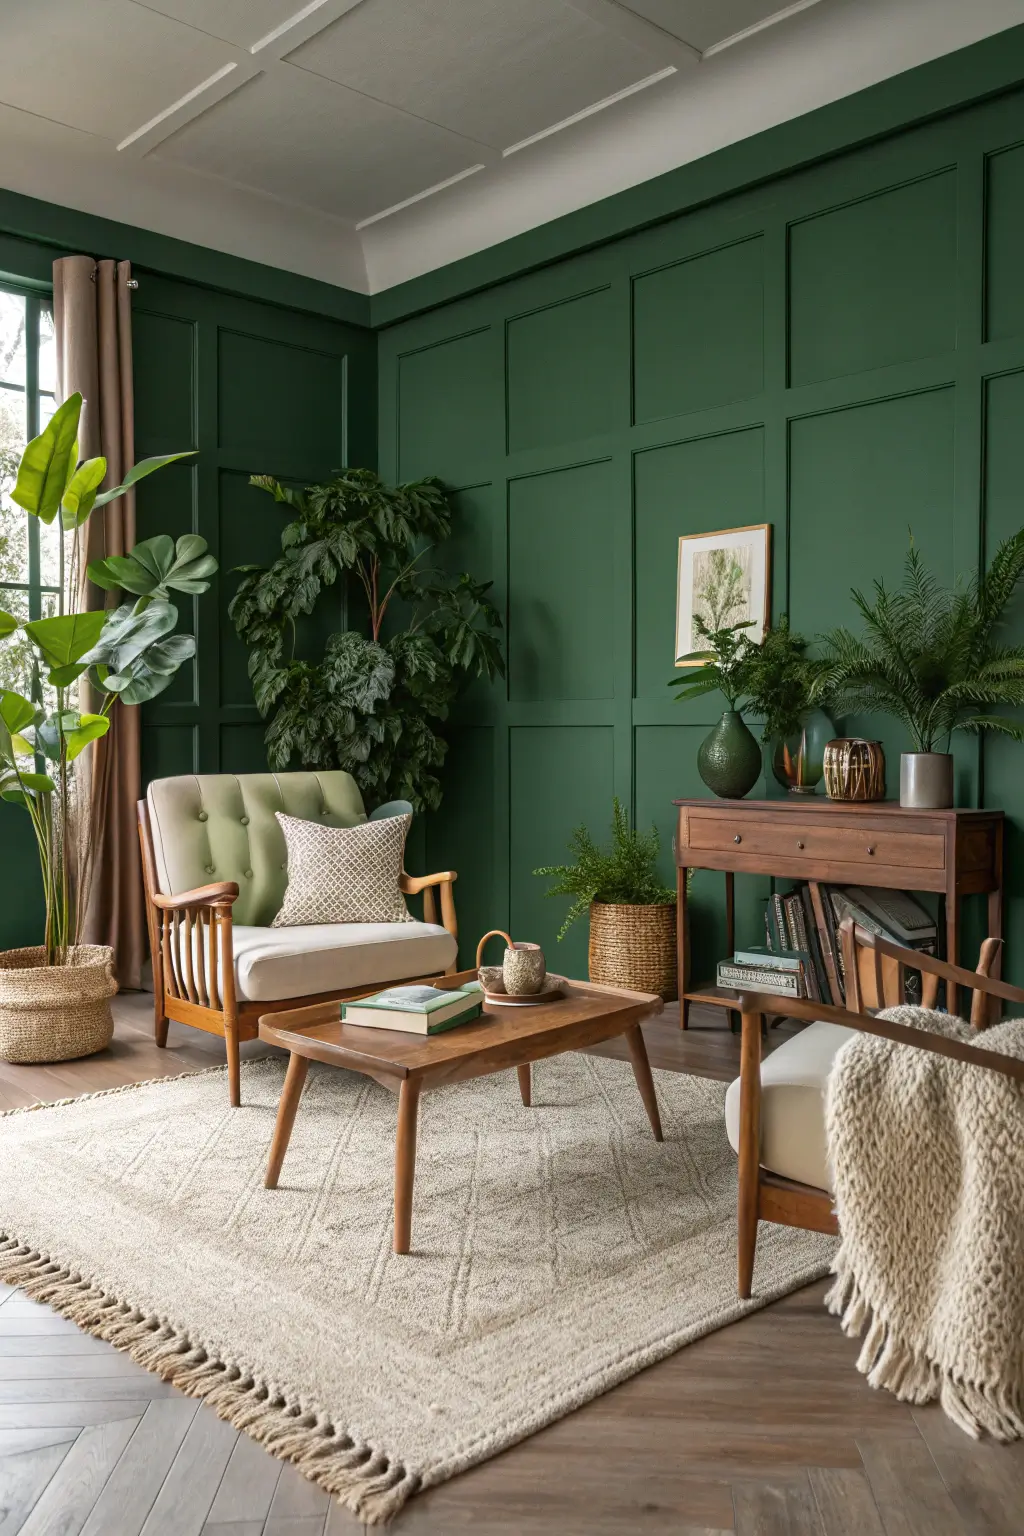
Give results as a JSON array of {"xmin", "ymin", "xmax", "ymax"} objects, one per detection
[
  {"xmin": 0, "ymin": 249, "xmax": 375, "ymax": 950},
  {"xmin": 379, "ymin": 86, "xmax": 1024, "ymax": 983},
  {"xmin": 132, "ymin": 275, "xmax": 375, "ymax": 786}
]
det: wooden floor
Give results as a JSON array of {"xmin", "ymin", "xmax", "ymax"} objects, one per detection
[{"xmin": 1, "ymin": 994, "xmax": 1021, "ymax": 1535}]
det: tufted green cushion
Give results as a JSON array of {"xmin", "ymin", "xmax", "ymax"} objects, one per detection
[{"xmin": 146, "ymin": 772, "xmax": 367, "ymax": 926}]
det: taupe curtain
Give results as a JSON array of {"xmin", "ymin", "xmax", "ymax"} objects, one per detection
[{"xmin": 54, "ymin": 256, "xmax": 144, "ymax": 988}]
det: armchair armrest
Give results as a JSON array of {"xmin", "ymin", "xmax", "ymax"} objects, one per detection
[
  {"xmin": 151, "ymin": 882, "xmax": 240, "ymax": 910},
  {"xmin": 399, "ymin": 870, "xmax": 456, "ymax": 895},
  {"xmin": 734, "ymin": 990, "xmax": 1024, "ymax": 1085},
  {"xmin": 399, "ymin": 870, "xmax": 458, "ymax": 940}
]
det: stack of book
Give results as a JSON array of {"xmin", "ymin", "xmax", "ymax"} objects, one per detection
[
  {"xmin": 341, "ymin": 981, "xmax": 484, "ymax": 1034},
  {"xmin": 715, "ymin": 884, "xmax": 936, "ymax": 1005}
]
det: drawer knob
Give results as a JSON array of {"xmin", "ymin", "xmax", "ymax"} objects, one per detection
[
  {"xmin": 797, "ymin": 840, "xmax": 805, "ymax": 850},
  {"xmin": 867, "ymin": 845, "xmax": 875, "ymax": 855},
  {"xmin": 734, "ymin": 834, "xmax": 742, "ymax": 844}
]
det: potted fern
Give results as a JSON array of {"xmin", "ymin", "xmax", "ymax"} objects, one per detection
[
  {"xmin": 0, "ymin": 393, "xmax": 213, "ymax": 1062},
  {"xmin": 816, "ymin": 534, "xmax": 1024, "ymax": 808},
  {"xmin": 534, "ymin": 799, "xmax": 678, "ymax": 999}
]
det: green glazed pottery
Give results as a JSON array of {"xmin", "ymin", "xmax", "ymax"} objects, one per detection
[{"xmin": 698, "ymin": 710, "xmax": 762, "ymax": 799}]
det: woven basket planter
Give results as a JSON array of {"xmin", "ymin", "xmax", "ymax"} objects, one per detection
[
  {"xmin": 0, "ymin": 946, "xmax": 117, "ymax": 1064},
  {"xmin": 588, "ymin": 901, "xmax": 677, "ymax": 1001}
]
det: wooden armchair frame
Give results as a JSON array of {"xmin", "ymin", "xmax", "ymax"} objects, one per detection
[
  {"xmin": 138, "ymin": 800, "xmax": 459, "ymax": 1107},
  {"xmin": 735, "ymin": 920, "xmax": 1024, "ymax": 1298}
]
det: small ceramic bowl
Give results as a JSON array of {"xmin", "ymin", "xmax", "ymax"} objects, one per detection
[{"xmin": 478, "ymin": 964, "xmax": 505, "ymax": 992}]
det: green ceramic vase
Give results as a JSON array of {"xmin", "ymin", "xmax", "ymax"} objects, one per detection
[{"xmin": 697, "ymin": 709, "xmax": 762, "ymax": 799}]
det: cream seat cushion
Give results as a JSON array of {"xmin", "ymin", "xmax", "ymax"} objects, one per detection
[
  {"xmin": 724, "ymin": 1021, "xmax": 857, "ymax": 1192},
  {"xmin": 231, "ymin": 922, "xmax": 458, "ymax": 1002}
]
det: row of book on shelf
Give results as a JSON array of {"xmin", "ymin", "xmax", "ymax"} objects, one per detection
[{"xmin": 716, "ymin": 883, "xmax": 936, "ymax": 1004}]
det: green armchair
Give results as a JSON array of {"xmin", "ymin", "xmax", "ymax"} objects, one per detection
[{"xmin": 138, "ymin": 771, "xmax": 458, "ymax": 1105}]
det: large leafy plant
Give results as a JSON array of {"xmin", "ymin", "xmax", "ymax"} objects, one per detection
[
  {"xmin": 534, "ymin": 799, "xmax": 675, "ymax": 939},
  {"xmin": 229, "ymin": 469, "xmax": 504, "ymax": 810},
  {"xmin": 814, "ymin": 534, "xmax": 1024, "ymax": 752},
  {"xmin": 0, "ymin": 392, "xmax": 214, "ymax": 962},
  {"xmin": 742, "ymin": 616, "xmax": 831, "ymax": 739}
]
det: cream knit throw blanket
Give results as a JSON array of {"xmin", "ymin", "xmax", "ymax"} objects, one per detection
[{"xmin": 825, "ymin": 1004, "xmax": 1024, "ymax": 1440}]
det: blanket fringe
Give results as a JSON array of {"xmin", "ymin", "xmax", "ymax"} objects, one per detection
[
  {"xmin": 0, "ymin": 1235, "xmax": 418, "ymax": 1524},
  {"xmin": 826, "ymin": 1256, "xmax": 1024, "ymax": 1442}
]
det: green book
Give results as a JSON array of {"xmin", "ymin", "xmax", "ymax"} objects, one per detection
[{"xmin": 341, "ymin": 982, "xmax": 484, "ymax": 1035}]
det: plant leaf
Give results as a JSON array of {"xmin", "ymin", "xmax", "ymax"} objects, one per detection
[
  {"xmin": 24, "ymin": 611, "xmax": 107, "ymax": 670},
  {"xmin": 11, "ymin": 393, "xmax": 82, "ymax": 523},
  {"xmin": 91, "ymin": 450, "xmax": 196, "ymax": 508},
  {"xmin": 0, "ymin": 610, "xmax": 19, "ymax": 639},
  {"xmin": 60, "ymin": 456, "xmax": 107, "ymax": 529}
]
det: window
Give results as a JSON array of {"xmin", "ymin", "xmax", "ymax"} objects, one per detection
[{"xmin": 0, "ymin": 285, "xmax": 57, "ymax": 698}]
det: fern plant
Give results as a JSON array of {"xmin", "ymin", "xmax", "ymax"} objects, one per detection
[
  {"xmin": 534, "ymin": 799, "xmax": 675, "ymax": 939},
  {"xmin": 815, "ymin": 532, "xmax": 1024, "ymax": 752},
  {"xmin": 229, "ymin": 469, "xmax": 504, "ymax": 810}
]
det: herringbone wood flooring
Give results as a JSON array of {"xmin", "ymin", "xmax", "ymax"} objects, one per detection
[{"xmin": 0, "ymin": 994, "xmax": 1021, "ymax": 1535}]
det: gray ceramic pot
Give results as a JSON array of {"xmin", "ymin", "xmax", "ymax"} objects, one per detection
[{"xmin": 900, "ymin": 752, "xmax": 954, "ymax": 809}]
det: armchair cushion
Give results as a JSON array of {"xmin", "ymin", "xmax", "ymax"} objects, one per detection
[
  {"xmin": 724, "ymin": 1021, "xmax": 857, "ymax": 1191},
  {"xmin": 272, "ymin": 811, "xmax": 413, "ymax": 927},
  {"xmin": 231, "ymin": 921, "xmax": 458, "ymax": 1002},
  {"xmin": 146, "ymin": 771, "xmax": 367, "ymax": 926}
]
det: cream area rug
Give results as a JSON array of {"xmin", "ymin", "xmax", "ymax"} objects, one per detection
[{"xmin": 0, "ymin": 1054, "xmax": 836, "ymax": 1523}]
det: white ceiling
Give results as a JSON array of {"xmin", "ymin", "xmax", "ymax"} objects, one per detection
[{"xmin": 0, "ymin": 0, "xmax": 1021, "ymax": 296}]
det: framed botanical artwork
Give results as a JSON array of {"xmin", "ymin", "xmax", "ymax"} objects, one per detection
[{"xmin": 674, "ymin": 523, "xmax": 772, "ymax": 665}]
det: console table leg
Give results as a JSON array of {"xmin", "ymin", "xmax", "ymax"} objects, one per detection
[
  {"xmin": 678, "ymin": 864, "xmax": 689, "ymax": 1029},
  {"xmin": 517, "ymin": 1063, "xmax": 532, "ymax": 1106},
  {"xmin": 394, "ymin": 1078, "xmax": 422, "ymax": 1255},
  {"xmin": 626, "ymin": 1025, "xmax": 663, "ymax": 1141}
]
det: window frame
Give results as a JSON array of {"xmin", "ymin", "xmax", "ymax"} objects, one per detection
[{"xmin": 0, "ymin": 281, "xmax": 57, "ymax": 632}]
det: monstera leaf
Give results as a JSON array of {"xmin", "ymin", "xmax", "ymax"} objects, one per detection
[
  {"xmin": 88, "ymin": 533, "xmax": 216, "ymax": 599},
  {"xmin": 83, "ymin": 599, "xmax": 197, "ymax": 706},
  {"xmin": 11, "ymin": 393, "xmax": 82, "ymax": 524}
]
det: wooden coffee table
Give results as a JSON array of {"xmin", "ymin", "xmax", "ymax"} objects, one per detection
[{"xmin": 258, "ymin": 969, "xmax": 663, "ymax": 1254}]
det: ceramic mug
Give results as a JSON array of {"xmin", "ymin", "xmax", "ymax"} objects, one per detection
[
  {"xmin": 503, "ymin": 942, "xmax": 546, "ymax": 996},
  {"xmin": 475, "ymin": 930, "xmax": 547, "ymax": 995}
]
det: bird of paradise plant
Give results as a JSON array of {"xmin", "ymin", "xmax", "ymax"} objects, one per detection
[{"xmin": 0, "ymin": 392, "xmax": 216, "ymax": 963}]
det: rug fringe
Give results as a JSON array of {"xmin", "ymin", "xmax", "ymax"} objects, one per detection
[
  {"xmin": 0, "ymin": 1236, "xmax": 417, "ymax": 1524},
  {"xmin": 826, "ymin": 1254, "xmax": 1024, "ymax": 1441}
]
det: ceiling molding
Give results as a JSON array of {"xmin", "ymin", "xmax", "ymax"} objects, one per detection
[
  {"xmin": 703, "ymin": 0, "xmax": 827, "ymax": 59},
  {"xmin": 562, "ymin": 0, "xmax": 700, "ymax": 69},
  {"xmin": 119, "ymin": 0, "xmax": 502, "ymax": 164}
]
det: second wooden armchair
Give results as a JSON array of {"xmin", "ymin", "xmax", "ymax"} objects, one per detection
[{"xmin": 725, "ymin": 921, "xmax": 1024, "ymax": 1298}]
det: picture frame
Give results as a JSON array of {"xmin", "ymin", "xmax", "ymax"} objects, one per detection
[{"xmin": 674, "ymin": 523, "xmax": 772, "ymax": 666}]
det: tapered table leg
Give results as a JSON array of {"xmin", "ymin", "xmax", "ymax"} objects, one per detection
[
  {"xmin": 517, "ymin": 1063, "xmax": 532, "ymax": 1106},
  {"xmin": 264, "ymin": 1053, "xmax": 309, "ymax": 1189},
  {"xmin": 625, "ymin": 1024, "xmax": 663, "ymax": 1141},
  {"xmin": 393, "ymin": 1078, "xmax": 422, "ymax": 1255},
  {"xmin": 737, "ymin": 1010, "xmax": 762, "ymax": 1300}
]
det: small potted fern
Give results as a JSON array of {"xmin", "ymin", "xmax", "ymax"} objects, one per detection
[
  {"xmin": 817, "ymin": 533, "xmax": 1024, "ymax": 808},
  {"xmin": 534, "ymin": 799, "xmax": 678, "ymax": 999}
]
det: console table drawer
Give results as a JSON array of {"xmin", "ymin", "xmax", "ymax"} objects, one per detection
[{"xmin": 685, "ymin": 816, "xmax": 945, "ymax": 872}]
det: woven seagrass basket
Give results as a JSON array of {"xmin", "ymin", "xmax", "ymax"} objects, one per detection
[
  {"xmin": 0, "ymin": 945, "xmax": 116, "ymax": 1064},
  {"xmin": 588, "ymin": 901, "xmax": 677, "ymax": 1000}
]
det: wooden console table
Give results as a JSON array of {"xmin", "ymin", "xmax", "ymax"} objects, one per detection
[{"xmin": 674, "ymin": 797, "xmax": 1005, "ymax": 1026}]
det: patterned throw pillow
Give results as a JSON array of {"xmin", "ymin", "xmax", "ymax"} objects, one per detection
[{"xmin": 272, "ymin": 812, "xmax": 415, "ymax": 927}]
